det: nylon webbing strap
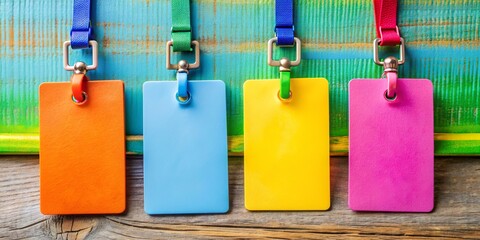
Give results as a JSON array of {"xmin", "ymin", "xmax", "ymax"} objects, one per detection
[
  {"xmin": 172, "ymin": 0, "xmax": 192, "ymax": 52},
  {"xmin": 373, "ymin": 0, "xmax": 401, "ymax": 46},
  {"xmin": 71, "ymin": 0, "xmax": 93, "ymax": 49},
  {"xmin": 275, "ymin": 0, "xmax": 294, "ymax": 46}
]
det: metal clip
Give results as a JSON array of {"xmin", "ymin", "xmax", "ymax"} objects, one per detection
[
  {"xmin": 373, "ymin": 38, "xmax": 405, "ymax": 66},
  {"xmin": 382, "ymin": 56, "xmax": 399, "ymax": 101},
  {"xmin": 268, "ymin": 37, "xmax": 301, "ymax": 67},
  {"xmin": 268, "ymin": 37, "xmax": 300, "ymax": 101},
  {"xmin": 70, "ymin": 63, "xmax": 89, "ymax": 105},
  {"xmin": 166, "ymin": 41, "xmax": 200, "ymax": 104},
  {"xmin": 174, "ymin": 59, "xmax": 194, "ymax": 104},
  {"xmin": 166, "ymin": 40, "xmax": 200, "ymax": 70},
  {"xmin": 63, "ymin": 40, "xmax": 98, "ymax": 71},
  {"xmin": 278, "ymin": 58, "xmax": 292, "ymax": 100}
]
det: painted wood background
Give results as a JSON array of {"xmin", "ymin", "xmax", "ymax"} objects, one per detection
[
  {"xmin": 1, "ymin": 156, "xmax": 479, "ymax": 239},
  {"xmin": 1, "ymin": 0, "xmax": 480, "ymax": 154}
]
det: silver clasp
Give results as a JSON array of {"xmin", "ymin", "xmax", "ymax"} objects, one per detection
[
  {"xmin": 166, "ymin": 40, "xmax": 200, "ymax": 71},
  {"xmin": 382, "ymin": 56, "xmax": 399, "ymax": 101},
  {"xmin": 373, "ymin": 38, "xmax": 405, "ymax": 66},
  {"xmin": 268, "ymin": 37, "xmax": 300, "ymax": 102},
  {"xmin": 63, "ymin": 40, "xmax": 98, "ymax": 71},
  {"xmin": 268, "ymin": 37, "xmax": 301, "ymax": 67}
]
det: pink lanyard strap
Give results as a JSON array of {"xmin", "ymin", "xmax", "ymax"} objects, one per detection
[{"xmin": 373, "ymin": 0, "xmax": 401, "ymax": 46}]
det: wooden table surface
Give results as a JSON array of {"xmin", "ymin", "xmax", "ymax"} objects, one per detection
[{"xmin": 0, "ymin": 156, "xmax": 478, "ymax": 239}]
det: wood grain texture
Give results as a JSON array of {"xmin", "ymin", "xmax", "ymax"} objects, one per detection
[
  {"xmin": 0, "ymin": 155, "xmax": 479, "ymax": 239},
  {"xmin": 1, "ymin": 0, "xmax": 480, "ymax": 154}
]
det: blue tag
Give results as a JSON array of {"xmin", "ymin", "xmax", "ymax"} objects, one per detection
[{"xmin": 143, "ymin": 80, "xmax": 229, "ymax": 214}]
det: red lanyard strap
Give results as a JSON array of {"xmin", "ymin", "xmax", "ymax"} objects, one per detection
[{"xmin": 373, "ymin": 0, "xmax": 401, "ymax": 46}]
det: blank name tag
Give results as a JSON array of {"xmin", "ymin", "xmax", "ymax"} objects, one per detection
[
  {"xmin": 243, "ymin": 78, "xmax": 330, "ymax": 211},
  {"xmin": 39, "ymin": 80, "xmax": 126, "ymax": 215},
  {"xmin": 143, "ymin": 80, "xmax": 229, "ymax": 214},
  {"xmin": 348, "ymin": 78, "xmax": 434, "ymax": 212}
]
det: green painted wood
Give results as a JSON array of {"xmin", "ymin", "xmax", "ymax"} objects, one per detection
[{"xmin": 1, "ymin": 0, "xmax": 480, "ymax": 154}]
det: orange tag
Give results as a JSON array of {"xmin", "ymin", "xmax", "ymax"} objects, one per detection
[{"xmin": 39, "ymin": 80, "xmax": 126, "ymax": 215}]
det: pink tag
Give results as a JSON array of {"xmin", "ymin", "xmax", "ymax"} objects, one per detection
[{"xmin": 348, "ymin": 78, "xmax": 434, "ymax": 212}]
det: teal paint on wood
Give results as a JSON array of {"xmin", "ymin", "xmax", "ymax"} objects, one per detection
[{"xmin": 1, "ymin": 0, "xmax": 480, "ymax": 154}]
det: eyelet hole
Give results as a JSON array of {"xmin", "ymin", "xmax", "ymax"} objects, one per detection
[
  {"xmin": 72, "ymin": 92, "xmax": 88, "ymax": 105},
  {"xmin": 384, "ymin": 90, "xmax": 397, "ymax": 102},
  {"xmin": 277, "ymin": 90, "xmax": 293, "ymax": 103},
  {"xmin": 176, "ymin": 92, "xmax": 191, "ymax": 104}
]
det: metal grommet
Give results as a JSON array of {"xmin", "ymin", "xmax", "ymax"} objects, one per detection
[
  {"xmin": 277, "ymin": 90, "xmax": 293, "ymax": 103},
  {"xmin": 72, "ymin": 91, "xmax": 88, "ymax": 105},
  {"xmin": 176, "ymin": 91, "xmax": 191, "ymax": 105},
  {"xmin": 384, "ymin": 90, "xmax": 397, "ymax": 102}
]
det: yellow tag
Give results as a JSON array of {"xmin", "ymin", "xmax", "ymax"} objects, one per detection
[{"xmin": 243, "ymin": 78, "xmax": 330, "ymax": 211}]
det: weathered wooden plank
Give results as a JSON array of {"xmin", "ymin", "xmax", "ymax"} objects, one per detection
[
  {"xmin": 0, "ymin": 155, "xmax": 479, "ymax": 239},
  {"xmin": 1, "ymin": 0, "xmax": 480, "ymax": 154}
]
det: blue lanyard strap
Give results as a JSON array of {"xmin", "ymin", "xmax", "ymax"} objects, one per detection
[
  {"xmin": 70, "ymin": 0, "xmax": 93, "ymax": 49},
  {"xmin": 275, "ymin": 0, "xmax": 294, "ymax": 46}
]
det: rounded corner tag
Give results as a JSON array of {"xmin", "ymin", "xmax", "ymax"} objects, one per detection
[
  {"xmin": 243, "ymin": 78, "xmax": 330, "ymax": 211},
  {"xmin": 348, "ymin": 78, "xmax": 434, "ymax": 212}
]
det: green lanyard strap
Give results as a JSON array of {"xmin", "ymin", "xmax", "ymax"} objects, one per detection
[{"xmin": 171, "ymin": 0, "xmax": 192, "ymax": 52}]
